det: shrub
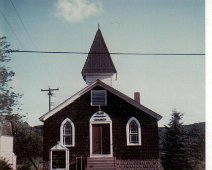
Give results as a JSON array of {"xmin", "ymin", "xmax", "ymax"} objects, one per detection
[
  {"xmin": 0, "ymin": 158, "xmax": 12, "ymax": 170},
  {"xmin": 17, "ymin": 164, "xmax": 31, "ymax": 170}
]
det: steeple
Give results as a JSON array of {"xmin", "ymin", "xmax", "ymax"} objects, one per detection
[{"xmin": 81, "ymin": 27, "xmax": 117, "ymax": 86}]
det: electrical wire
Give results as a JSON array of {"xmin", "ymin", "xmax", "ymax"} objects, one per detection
[
  {"xmin": 9, "ymin": 0, "xmax": 36, "ymax": 48},
  {"xmin": 0, "ymin": 9, "xmax": 24, "ymax": 49},
  {"xmin": 7, "ymin": 50, "xmax": 205, "ymax": 56}
]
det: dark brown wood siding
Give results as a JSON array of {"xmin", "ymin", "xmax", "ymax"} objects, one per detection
[{"xmin": 43, "ymin": 85, "xmax": 159, "ymax": 161}]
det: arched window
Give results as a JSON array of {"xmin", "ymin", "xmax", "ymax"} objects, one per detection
[
  {"xmin": 60, "ymin": 118, "xmax": 75, "ymax": 147},
  {"xmin": 126, "ymin": 117, "xmax": 141, "ymax": 146}
]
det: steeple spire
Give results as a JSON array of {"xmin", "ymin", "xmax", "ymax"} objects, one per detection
[{"xmin": 81, "ymin": 28, "xmax": 117, "ymax": 86}]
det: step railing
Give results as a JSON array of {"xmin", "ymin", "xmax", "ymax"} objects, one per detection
[{"xmin": 76, "ymin": 156, "xmax": 87, "ymax": 170}]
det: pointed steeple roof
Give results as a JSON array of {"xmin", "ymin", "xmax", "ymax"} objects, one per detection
[{"xmin": 81, "ymin": 28, "xmax": 117, "ymax": 80}]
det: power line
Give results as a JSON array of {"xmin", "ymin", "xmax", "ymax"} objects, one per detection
[
  {"xmin": 9, "ymin": 0, "xmax": 36, "ymax": 48},
  {"xmin": 0, "ymin": 9, "xmax": 23, "ymax": 49},
  {"xmin": 7, "ymin": 50, "xmax": 205, "ymax": 56}
]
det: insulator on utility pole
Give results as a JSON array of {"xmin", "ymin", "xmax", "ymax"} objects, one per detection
[{"xmin": 41, "ymin": 87, "xmax": 59, "ymax": 112}]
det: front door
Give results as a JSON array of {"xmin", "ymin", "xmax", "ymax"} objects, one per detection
[{"xmin": 92, "ymin": 124, "xmax": 110, "ymax": 155}]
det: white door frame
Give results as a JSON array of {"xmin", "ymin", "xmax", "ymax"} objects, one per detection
[{"xmin": 89, "ymin": 111, "xmax": 113, "ymax": 157}]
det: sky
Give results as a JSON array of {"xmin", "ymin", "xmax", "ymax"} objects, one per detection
[{"xmin": 0, "ymin": 0, "xmax": 205, "ymax": 127}]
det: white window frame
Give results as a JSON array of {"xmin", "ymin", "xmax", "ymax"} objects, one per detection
[
  {"xmin": 126, "ymin": 117, "xmax": 141, "ymax": 146},
  {"xmin": 60, "ymin": 118, "xmax": 75, "ymax": 147},
  {"xmin": 91, "ymin": 90, "xmax": 107, "ymax": 106}
]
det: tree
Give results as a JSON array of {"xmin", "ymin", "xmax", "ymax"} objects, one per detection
[
  {"xmin": 0, "ymin": 158, "xmax": 12, "ymax": 170},
  {"xmin": 187, "ymin": 123, "xmax": 205, "ymax": 169},
  {"xmin": 161, "ymin": 110, "xmax": 195, "ymax": 170},
  {"xmin": 0, "ymin": 37, "xmax": 42, "ymax": 169},
  {"xmin": 0, "ymin": 36, "xmax": 21, "ymax": 115},
  {"xmin": 6, "ymin": 114, "xmax": 43, "ymax": 170}
]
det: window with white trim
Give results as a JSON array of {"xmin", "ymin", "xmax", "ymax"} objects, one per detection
[
  {"xmin": 91, "ymin": 90, "xmax": 107, "ymax": 106},
  {"xmin": 60, "ymin": 118, "xmax": 75, "ymax": 147},
  {"xmin": 126, "ymin": 117, "xmax": 141, "ymax": 146}
]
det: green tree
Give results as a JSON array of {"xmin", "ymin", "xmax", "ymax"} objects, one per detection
[
  {"xmin": 6, "ymin": 114, "xmax": 43, "ymax": 170},
  {"xmin": 187, "ymin": 123, "xmax": 205, "ymax": 169},
  {"xmin": 0, "ymin": 37, "xmax": 42, "ymax": 169},
  {"xmin": 0, "ymin": 36, "xmax": 21, "ymax": 115},
  {"xmin": 161, "ymin": 110, "xmax": 194, "ymax": 170}
]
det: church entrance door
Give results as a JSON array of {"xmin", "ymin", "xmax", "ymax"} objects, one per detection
[{"xmin": 92, "ymin": 124, "xmax": 110, "ymax": 155}]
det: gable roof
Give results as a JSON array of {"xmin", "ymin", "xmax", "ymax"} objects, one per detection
[
  {"xmin": 81, "ymin": 28, "xmax": 117, "ymax": 80},
  {"xmin": 39, "ymin": 80, "xmax": 162, "ymax": 122},
  {"xmin": 51, "ymin": 142, "xmax": 68, "ymax": 151}
]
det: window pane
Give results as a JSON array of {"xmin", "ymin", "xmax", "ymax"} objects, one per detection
[
  {"xmin": 63, "ymin": 122, "xmax": 72, "ymax": 135},
  {"xmin": 64, "ymin": 136, "xmax": 72, "ymax": 145},
  {"xmin": 130, "ymin": 134, "xmax": 139, "ymax": 143},
  {"xmin": 128, "ymin": 119, "xmax": 140, "ymax": 144},
  {"xmin": 129, "ymin": 120, "xmax": 138, "ymax": 133},
  {"xmin": 62, "ymin": 121, "xmax": 73, "ymax": 145}
]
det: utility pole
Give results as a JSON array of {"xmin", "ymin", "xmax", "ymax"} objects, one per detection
[{"xmin": 41, "ymin": 87, "xmax": 59, "ymax": 111}]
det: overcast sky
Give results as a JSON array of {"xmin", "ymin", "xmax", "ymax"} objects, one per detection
[{"xmin": 0, "ymin": 0, "xmax": 205, "ymax": 126}]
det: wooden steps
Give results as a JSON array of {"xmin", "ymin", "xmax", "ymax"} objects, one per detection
[{"xmin": 86, "ymin": 157, "xmax": 116, "ymax": 170}]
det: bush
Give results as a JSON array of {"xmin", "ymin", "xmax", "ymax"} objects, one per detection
[
  {"xmin": 17, "ymin": 164, "xmax": 31, "ymax": 170},
  {"xmin": 0, "ymin": 158, "xmax": 12, "ymax": 170}
]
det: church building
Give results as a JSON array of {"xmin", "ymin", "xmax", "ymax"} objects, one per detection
[{"xmin": 40, "ymin": 28, "xmax": 162, "ymax": 170}]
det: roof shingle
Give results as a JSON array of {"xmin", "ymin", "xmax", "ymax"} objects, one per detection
[
  {"xmin": 81, "ymin": 28, "xmax": 117, "ymax": 80},
  {"xmin": 39, "ymin": 80, "xmax": 162, "ymax": 122}
]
